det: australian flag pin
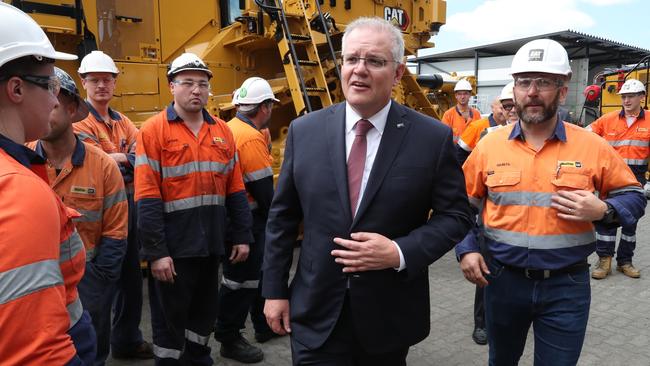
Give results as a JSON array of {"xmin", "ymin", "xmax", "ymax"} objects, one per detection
[{"xmin": 396, "ymin": 122, "xmax": 404, "ymax": 129}]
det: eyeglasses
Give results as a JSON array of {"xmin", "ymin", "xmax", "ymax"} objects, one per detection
[
  {"xmin": 501, "ymin": 103, "xmax": 515, "ymax": 111},
  {"xmin": 84, "ymin": 76, "xmax": 115, "ymax": 86},
  {"xmin": 0, "ymin": 75, "xmax": 61, "ymax": 95},
  {"xmin": 341, "ymin": 55, "xmax": 397, "ymax": 70},
  {"xmin": 173, "ymin": 79, "xmax": 211, "ymax": 90},
  {"xmin": 514, "ymin": 77, "xmax": 563, "ymax": 92}
]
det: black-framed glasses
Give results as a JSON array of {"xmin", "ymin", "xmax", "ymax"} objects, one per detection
[
  {"xmin": 514, "ymin": 77, "xmax": 563, "ymax": 92},
  {"xmin": 501, "ymin": 103, "xmax": 515, "ymax": 111},
  {"xmin": 0, "ymin": 74, "xmax": 61, "ymax": 95},
  {"xmin": 341, "ymin": 55, "xmax": 398, "ymax": 70}
]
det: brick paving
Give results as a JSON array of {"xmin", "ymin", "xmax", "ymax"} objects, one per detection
[{"xmin": 108, "ymin": 214, "xmax": 650, "ymax": 366}]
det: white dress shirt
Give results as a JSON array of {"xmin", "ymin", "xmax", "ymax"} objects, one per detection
[{"xmin": 345, "ymin": 101, "xmax": 406, "ymax": 271}]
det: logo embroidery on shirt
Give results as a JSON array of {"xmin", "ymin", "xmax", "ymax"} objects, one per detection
[
  {"xmin": 213, "ymin": 137, "xmax": 225, "ymax": 144},
  {"xmin": 637, "ymin": 127, "xmax": 649, "ymax": 132},
  {"xmin": 558, "ymin": 161, "xmax": 582, "ymax": 168},
  {"xmin": 71, "ymin": 186, "xmax": 96, "ymax": 195},
  {"xmin": 99, "ymin": 132, "xmax": 109, "ymax": 140},
  {"xmin": 496, "ymin": 162, "xmax": 510, "ymax": 167}
]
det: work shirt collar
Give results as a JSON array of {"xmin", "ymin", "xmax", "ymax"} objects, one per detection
[
  {"xmin": 488, "ymin": 114, "xmax": 498, "ymax": 128},
  {"xmin": 0, "ymin": 133, "xmax": 45, "ymax": 168},
  {"xmin": 235, "ymin": 112, "xmax": 258, "ymax": 130},
  {"xmin": 166, "ymin": 103, "xmax": 215, "ymax": 124},
  {"xmin": 35, "ymin": 135, "xmax": 86, "ymax": 167},
  {"xmin": 86, "ymin": 100, "xmax": 122, "ymax": 126},
  {"xmin": 509, "ymin": 116, "xmax": 567, "ymax": 142},
  {"xmin": 619, "ymin": 108, "xmax": 645, "ymax": 119},
  {"xmin": 455, "ymin": 105, "xmax": 474, "ymax": 119}
]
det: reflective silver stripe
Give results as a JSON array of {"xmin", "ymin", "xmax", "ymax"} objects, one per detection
[
  {"xmin": 185, "ymin": 329, "xmax": 210, "ymax": 346},
  {"xmin": 608, "ymin": 139, "xmax": 649, "ymax": 147},
  {"xmin": 623, "ymin": 158, "xmax": 649, "ymax": 165},
  {"xmin": 249, "ymin": 201, "xmax": 259, "ymax": 210},
  {"xmin": 135, "ymin": 154, "xmax": 161, "ymax": 173},
  {"xmin": 488, "ymin": 191, "xmax": 553, "ymax": 207},
  {"xmin": 162, "ymin": 160, "xmax": 233, "ymax": 178},
  {"xmin": 221, "ymin": 277, "xmax": 260, "ymax": 290},
  {"xmin": 457, "ymin": 138, "xmax": 472, "ymax": 152},
  {"xmin": 0, "ymin": 259, "xmax": 63, "ymax": 305},
  {"xmin": 468, "ymin": 196, "xmax": 482, "ymax": 209},
  {"xmin": 452, "ymin": 135, "xmax": 459, "ymax": 143},
  {"xmin": 484, "ymin": 226, "xmax": 595, "ymax": 249},
  {"xmin": 104, "ymin": 189, "xmax": 127, "ymax": 210},
  {"xmin": 621, "ymin": 234, "xmax": 636, "ymax": 242},
  {"xmin": 60, "ymin": 231, "xmax": 85, "ymax": 262},
  {"xmin": 67, "ymin": 297, "xmax": 83, "ymax": 327},
  {"xmin": 73, "ymin": 209, "xmax": 102, "ymax": 223},
  {"xmin": 153, "ymin": 344, "xmax": 182, "ymax": 359},
  {"xmin": 76, "ymin": 132, "xmax": 100, "ymax": 144},
  {"xmin": 243, "ymin": 167, "xmax": 273, "ymax": 183},
  {"xmin": 608, "ymin": 186, "xmax": 645, "ymax": 195},
  {"xmin": 596, "ymin": 233, "xmax": 616, "ymax": 242},
  {"xmin": 163, "ymin": 194, "xmax": 225, "ymax": 213}
]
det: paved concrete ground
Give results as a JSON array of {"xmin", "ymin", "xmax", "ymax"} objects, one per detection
[{"xmin": 108, "ymin": 214, "xmax": 650, "ymax": 366}]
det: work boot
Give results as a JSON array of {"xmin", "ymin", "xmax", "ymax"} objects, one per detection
[
  {"xmin": 220, "ymin": 334, "xmax": 264, "ymax": 363},
  {"xmin": 591, "ymin": 256, "xmax": 612, "ymax": 280},
  {"xmin": 617, "ymin": 263, "xmax": 641, "ymax": 278},
  {"xmin": 472, "ymin": 327, "xmax": 487, "ymax": 345}
]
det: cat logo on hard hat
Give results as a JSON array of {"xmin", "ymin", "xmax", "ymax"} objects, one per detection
[{"xmin": 384, "ymin": 7, "xmax": 409, "ymax": 31}]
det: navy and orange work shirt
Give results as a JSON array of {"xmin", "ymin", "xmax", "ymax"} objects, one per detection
[
  {"xmin": 456, "ymin": 121, "xmax": 646, "ymax": 270},
  {"xmin": 228, "ymin": 113, "xmax": 274, "ymax": 232},
  {"xmin": 587, "ymin": 109, "xmax": 650, "ymax": 184},
  {"xmin": 135, "ymin": 104, "xmax": 253, "ymax": 260},
  {"xmin": 441, "ymin": 105, "xmax": 482, "ymax": 144},
  {"xmin": 31, "ymin": 137, "xmax": 128, "ymax": 282}
]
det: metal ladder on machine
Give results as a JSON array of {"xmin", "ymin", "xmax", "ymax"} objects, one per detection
[{"xmin": 271, "ymin": 0, "xmax": 340, "ymax": 115}]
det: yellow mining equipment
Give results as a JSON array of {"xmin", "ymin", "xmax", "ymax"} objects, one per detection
[{"xmin": 9, "ymin": 0, "xmax": 448, "ymax": 174}]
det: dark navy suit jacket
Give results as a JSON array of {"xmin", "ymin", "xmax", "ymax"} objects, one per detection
[{"xmin": 262, "ymin": 101, "xmax": 473, "ymax": 353}]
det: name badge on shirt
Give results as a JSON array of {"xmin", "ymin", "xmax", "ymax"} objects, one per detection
[
  {"xmin": 71, "ymin": 186, "xmax": 96, "ymax": 195},
  {"xmin": 557, "ymin": 161, "xmax": 582, "ymax": 168},
  {"xmin": 637, "ymin": 127, "xmax": 649, "ymax": 132},
  {"xmin": 213, "ymin": 136, "xmax": 225, "ymax": 144}
]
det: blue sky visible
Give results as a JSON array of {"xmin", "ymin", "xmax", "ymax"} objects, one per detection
[{"xmin": 419, "ymin": 0, "xmax": 650, "ymax": 56}]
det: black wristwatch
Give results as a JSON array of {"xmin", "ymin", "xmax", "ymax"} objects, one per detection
[{"xmin": 599, "ymin": 202, "xmax": 616, "ymax": 224}]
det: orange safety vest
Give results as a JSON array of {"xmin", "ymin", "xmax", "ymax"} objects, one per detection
[
  {"xmin": 0, "ymin": 144, "xmax": 78, "ymax": 365},
  {"xmin": 441, "ymin": 105, "xmax": 481, "ymax": 143}
]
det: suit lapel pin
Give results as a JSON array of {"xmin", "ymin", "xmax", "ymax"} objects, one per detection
[{"xmin": 396, "ymin": 122, "xmax": 405, "ymax": 129}]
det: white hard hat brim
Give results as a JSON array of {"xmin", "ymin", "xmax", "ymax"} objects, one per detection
[
  {"xmin": 53, "ymin": 50, "xmax": 78, "ymax": 61},
  {"xmin": 167, "ymin": 67, "xmax": 213, "ymax": 77}
]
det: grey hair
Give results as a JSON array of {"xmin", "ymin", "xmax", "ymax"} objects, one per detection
[{"xmin": 341, "ymin": 17, "xmax": 405, "ymax": 66}]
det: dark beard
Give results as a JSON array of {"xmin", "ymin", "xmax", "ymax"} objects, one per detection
[{"xmin": 516, "ymin": 91, "xmax": 560, "ymax": 125}]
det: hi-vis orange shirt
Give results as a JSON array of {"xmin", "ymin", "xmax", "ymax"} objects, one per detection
[
  {"xmin": 228, "ymin": 116, "xmax": 274, "ymax": 211},
  {"xmin": 135, "ymin": 105, "xmax": 252, "ymax": 260},
  {"xmin": 28, "ymin": 138, "xmax": 128, "ymax": 261},
  {"xmin": 458, "ymin": 121, "xmax": 644, "ymax": 270},
  {"xmin": 587, "ymin": 109, "xmax": 650, "ymax": 183},
  {"xmin": 441, "ymin": 105, "xmax": 481, "ymax": 143},
  {"xmin": 0, "ymin": 136, "xmax": 78, "ymax": 365}
]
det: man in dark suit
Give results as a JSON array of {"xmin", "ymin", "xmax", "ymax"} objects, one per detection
[{"xmin": 262, "ymin": 16, "xmax": 473, "ymax": 365}]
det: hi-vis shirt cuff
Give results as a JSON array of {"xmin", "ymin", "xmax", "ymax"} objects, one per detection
[
  {"xmin": 393, "ymin": 240, "xmax": 406, "ymax": 271},
  {"xmin": 243, "ymin": 167, "xmax": 274, "ymax": 183},
  {"xmin": 457, "ymin": 138, "xmax": 472, "ymax": 152}
]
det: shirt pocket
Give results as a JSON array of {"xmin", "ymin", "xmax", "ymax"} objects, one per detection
[
  {"xmin": 485, "ymin": 171, "xmax": 521, "ymax": 220},
  {"xmin": 551, "ymin": 167, "xmax": 592, "ymax": 191},
  {"xmin": 162, "ymin": 143, "xmax": 191, "ymax": 174},
  {"xmin": 63, "ymin": 194, "xmax": 104, "ymax": 259},
  {"xmin": 485, "ymin": 170, "xmax": 521, "ymax": 191}
]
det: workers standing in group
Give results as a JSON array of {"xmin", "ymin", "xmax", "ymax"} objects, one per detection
[
  {"xmin": 442, "ymin": 79, "xmax": 482, "ymax": 143},
  {"xmin": 0, "ymin": 3, "xmax": 90, "ymax": 365},
  {"xmin": 587, "ymin": 78, "xmax": 649, "ymax": 279},
  {"xmin": 456, "ymin": 39, "xmax": 646, "ymax": 365},
  {"xmin": 135, "ymin": 52, "xmax": 252, "ymax": 365},
  {"xmin": 214, "ymin": 77, "xmax": 279, "ymax": 363},
  {"xmin": 74, "ymin": 50, "xmax": 153, "ymax": 360},
  {"xmin": 457, "ymin": 82, "xmax": 514, "ymax": 164},
  {"xmin": 29, "ymin": 67, "xmax": 129, "ymax": 366}
]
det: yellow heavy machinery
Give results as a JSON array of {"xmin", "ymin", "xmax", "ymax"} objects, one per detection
[{"xmin": 10, "ymin": 0, "xmax": 448, "ymax": 172}]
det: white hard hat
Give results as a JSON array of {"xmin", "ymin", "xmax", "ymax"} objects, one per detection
[
  {"xmin": 0, "ymin": 3, "xmax": 76, "ymax": 68},
  {"xmin": 618, "ymin": 79, "xmax": 646, "ymax": 94},
  {"xmin": 231, "ymin": 88, "xmax": 240, "ymax": 105},
  {"xmin": 499, "ymin": 82, "xmax": 514, "ymax": 101},
  {"xmin": 236, "ymin": 77, "xmax": 279, "ymax": 105},
  {"xmin": 78, "ymin": 50, "xmax": 118, "ymax": 74},
  {"xmin": 167, "ymin": 52, "xmax": 212, "ymax": 78},
  {"xmin": 511, "ymin": 39, "xmax": 571, "ymax": 77},
  {"xmin": 454, "ymin": 79, "xmax": 472, "ymax": 92}
]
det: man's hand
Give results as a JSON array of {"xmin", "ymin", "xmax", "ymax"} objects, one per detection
[
  {"xmin": 459, "ymin": 252, "xmax": 490, "ymax": 287},
  {"xmin": 151, "ymin": 256, "xmax": 176, "ymax": 283},
  {"xmin": 551, "ymin": 190, "xmax": 608, "ymax": 222},
  {"xmin": 264, "ymin": 299, "xmax": 291, "ymax": 335},
  {"xmin": 331, "ymin": 232, "xmax": 399, "ymax": 272},
  {"xmin": 108, "ymin": 152, "xmax": 128, "ymax": 164},
  {"xmin": 229, "ymin": 244, "xmax": 250, "ymax": 264}
]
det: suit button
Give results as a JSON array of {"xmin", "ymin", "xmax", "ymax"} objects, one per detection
[{"xmin": 352, "ymin": 275, "xmax": 360, "ymax": 278}]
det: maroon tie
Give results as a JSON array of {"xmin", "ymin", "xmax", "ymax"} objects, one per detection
[{"xmin": 348, "ymin": 119, "xmax": 374, "ymax": 216}]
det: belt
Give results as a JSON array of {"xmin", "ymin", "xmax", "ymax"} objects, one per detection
[{"xmin": 501, "ymin": 260, "xmax": 590, "ymax": 280}]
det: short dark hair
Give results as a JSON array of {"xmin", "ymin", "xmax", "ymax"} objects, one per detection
[{"xmin": 0, "ymin": 56, "xmax": 53, "ymax": 79}]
